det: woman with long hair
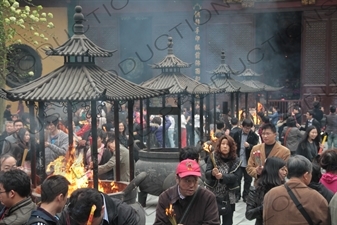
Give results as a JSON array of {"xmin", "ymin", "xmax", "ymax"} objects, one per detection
[
  {"xmin": 118, "ymin": 121, "xmax": 129, "ymax": 148},
  {"xmin": 296, "ymin": 125, "xmax": 320, "ymax": 161},
  {"xmin": 205, "ymin": 134, "xmax": 241, "ymax": 225},
  {"xmin": 245, "ymin": 157, "xmax": 287, "ymax": 225}
]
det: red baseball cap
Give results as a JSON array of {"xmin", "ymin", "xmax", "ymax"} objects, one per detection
[{"xmin": 176, "ymin": 159, "xmax": 201, "ymax": 178}]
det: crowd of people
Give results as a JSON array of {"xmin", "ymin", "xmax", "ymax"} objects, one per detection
[{"xmin": 0, "ymin": 100, "xmax": 337, "ymax": 225}]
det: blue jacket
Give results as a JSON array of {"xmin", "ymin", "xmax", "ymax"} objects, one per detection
[
  {"xmin": 150, "ymin": 117, "xmax": 171, "ymax": 147},
  {"xmin": 268, "ymin": 112, "xmax": 279, "ymax": 126}
]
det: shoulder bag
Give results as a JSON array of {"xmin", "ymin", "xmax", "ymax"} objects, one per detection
[{"xmin": 284, "ymin": 184, "xmax": 314, "ymax": 225}]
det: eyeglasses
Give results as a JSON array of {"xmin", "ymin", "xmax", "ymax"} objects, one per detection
[{"xmin": 262, "ymin": 132, "xmax": 274, "ymax": 136}]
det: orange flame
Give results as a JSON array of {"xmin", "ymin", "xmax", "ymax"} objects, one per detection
[{"xmin": 36, "ymin": 145, "xmax": 120, "ymax": 196}]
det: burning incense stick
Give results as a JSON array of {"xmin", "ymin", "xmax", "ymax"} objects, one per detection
[
  {"xmin": 165, "ymin": 204, "xmax": 177, "ymax": 225},
  {"xmin": 86, "ymin": 204, "xmax": 96, "ymax": 225}
]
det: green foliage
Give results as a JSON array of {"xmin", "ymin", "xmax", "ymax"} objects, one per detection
[{"xmin": 1, "ymin": 0, "xmax": 54, "ymax": 46}]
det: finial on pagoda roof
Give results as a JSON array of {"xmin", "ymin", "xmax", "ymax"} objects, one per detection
[
  {"xmin": 168, "ymin": 37, "xmax": 173, "ymax": 55},
  {"xmin": 221, "ymin": 50, "xmax": 226, "ymax": 64},
  {"xmin": 74, "ymin": 6, "xmax": 85, "ymax": 35}
]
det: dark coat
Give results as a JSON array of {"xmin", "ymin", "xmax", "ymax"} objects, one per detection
[
  {"xmin": 153, "ymin": 185, "xmax": 220, "ymax": 225},
  {"xmin": 308, "ymin": 182, "xmax": 334, "ymax": 203},
  {"xmin": 300, "ymin": 118, "xmax": 321, "ymax": 132},
  {"xmin": 28, "ymin": 207, "xmax": 58, "ymax": 225},
  {"xmin": 245, "ymin": 187, "xmax": 263, "ymax": 225},
  {"xmin": 229, "ymin": 127, "xmax": 241, "ymax": 137},
  {"xmin": 296, "ymin": 141, "xmax": 319, "ymax": 161},
  {"xmin": 59, "ymin": 193, "xmax": 139, "ymax": 225},
  {"xmin": 205, "ymin": 156, "xmax": 241, "ymax": 192},
  {"xmin": 232, "ymin": 130, "xmax": 259, "ymax": 161}
]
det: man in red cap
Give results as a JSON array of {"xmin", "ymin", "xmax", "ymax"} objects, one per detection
[{"xmin": 154, "ymin": 159, "xmax": 220, "ymax": 225}]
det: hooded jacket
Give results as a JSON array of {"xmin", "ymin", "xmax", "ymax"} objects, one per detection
[
  {"xmin": 320, "ymin": 172, "xmax": 337, "ymax": 193},
  {"xmin": 28, "ymin": 207, "xmax": 58, "ymax": 225}
]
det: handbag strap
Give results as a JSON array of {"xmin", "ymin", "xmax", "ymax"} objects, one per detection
[
  {"xmin": 283, "ymin": 127, "xmax": 292, "ymax": 146},
  {"xmin": 179, "ymin": 186, "xmax": 200, "ymax": 224},
  {"xmin": 284, "ymin": 184, "xmax": 314, "ymax": 225}
]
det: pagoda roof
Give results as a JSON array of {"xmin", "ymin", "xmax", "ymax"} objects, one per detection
[
  {"xmin": 237, "ymin": 68, "xmax": 262, "ymax": 77},
  {"xmin": 150, "ymin": 37, "xmax": 192, "ymax": 69},
  {"xmin": 3, "ymin": 64, "xmax": 169, "ymax": 102},
  {"xmin": 211, "ymin": 51, "xmax": 238, "ymax": 76},
  {"xmin": 209, "ymin": 51, "xmax": 260, "ymax": 93},
  {"xmin": 209, "ymin": 75, "xmax": 260, "ymax": 93},
  {"xmin": 240, "ymin": 80, "xmax": 283, "ymax": 92},
  {"xmin": 237, "ymin": 68, "xmax": 283, "ymax": 91},
  {"xmin": 143, "ymin": 37, "xmax": 225, "ymax": 95},
  {"xmin": 142, "ymin": 72, "xmax": 224, "ymax": 95},
  {"xmin": 45, "ymin": 6, "xmax": 115, "ymax": 57}
]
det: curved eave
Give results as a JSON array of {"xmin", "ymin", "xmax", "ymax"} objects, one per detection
[
  {"xmin": 4, "ymin": 65, "xmax": 104, "ymax": 102},
  {"xmin": 45, "ymin": 34, "xmax": 116, "ymax": 57},
  {"xmin": 210, "ymin": 76, "xmax": 260, "ymax": 93},
  {"xmin": 142, "ymin": 73, "xmax": 225, "ymax": 95},
  {"xmin": 85, "ymin": 66, "xmax": 170, "ymax": 100},
  {"xmin": 211, "ymin": 64, "xmax": 238, "ymax": 75},
  {"xmin": 151, "ymin": 55, "xmax": 192, "ymax": 69},
  {"xmin": 241, "ymin": 80, "xmax": 284, "ymax": 92},
  {"xmin": 0, "ymin": 89, "xmax": 9, "ymax": 100}
]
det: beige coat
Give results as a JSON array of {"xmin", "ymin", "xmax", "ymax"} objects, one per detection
[
  {"xmin": 246, "ymin": 142, "xmax": 290, "ymax": 179},
  {"xmin": 98, "ymin": 144, "xmax": 131, "ymax": 182},
  {"xmin": 263, "ymin": 180, "xmax": 330, "ymax": 225}
]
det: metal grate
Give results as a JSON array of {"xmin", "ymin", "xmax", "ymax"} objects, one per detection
[
  {"xmin": 331, "ymin": 20, "xmax": 337, "ymax": 84},
  {"xmin": 303, "ymin": 21, "xmax": 327, "ymax": 84}
]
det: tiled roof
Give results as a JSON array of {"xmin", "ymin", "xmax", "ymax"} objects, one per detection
[
  {"xmin": 150, "ymin": 37, "xmax": 192, "ymax": 69},
  {"xmin": 209, "ymin": 75, "xmax": 260, "ymax": 93},
  {"xmin": 237, "ymin": 68, "xmax": 262, "ymax": 77},
  {"xmin": 0, "ymin": 89, "xmax": 8, "ymax": 100},
  {"xmin": 210, "ymin": 51, "xmax": 238, "ymax": 75},
  {"xmin": 209, "ymin": 51, "xmax": 260, "ymax": 93},
  {"xmin": 240, "ymin": 80, "xmax": 283, "ymax": 92},
  {"xmin": 4, "ymin": 64, "xmax": 169, "ymax": 101},
  {"xmin": 45, "ymin": 6, "xmax": 114, "ymax": 57},
  {"xmin": 142, "ymin": 72, "xmax": 224, "ymax": 95}
]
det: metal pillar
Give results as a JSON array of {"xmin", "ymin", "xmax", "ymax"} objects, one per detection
[
  {"xmin": 200, "ymin": 95, "xmax": 204, "ymax": 142},
  {"xmin": 91, "ymin": 101, "xmax": 98, "ymax": 189},
  {"xmin": 113, "ymin": 100, "xmax": 121, "ymax": 181},
  {"xmin": 162, "ymin": 96, "xmax": 166, "ymax": 148},
  {"xmin": 191, "ymin": 95, "xmax": 195, "ymax": 145},
  {"xmin": 230, "ymin": 93, "xmax": 235, "ymax": 118},
  {"xmin": 177, "ymin": 95, "xmax": 182, "ymax": 149},
  {"xmin": 127, "ymin": 100, "xmax": 134, "ymax": 180},
  {"xmin": 38, "ymin": 102, "xmax": 45, "ymax": 182},
  {"xmin": 29, "ymin": 101, "xmax": 37, "ymax": 187},
  {"xmin": 236, "ymin": 92, "xmax": 240, "ymax": 119}
]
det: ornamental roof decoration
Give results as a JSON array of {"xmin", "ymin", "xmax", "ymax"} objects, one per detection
[
  {"xmin": 209, "ymin": 51, "xmax": 259, "ymax": 93},
  {"xmin": 150, "ymin": 37, "xmax": 192, "ymax": 69},
  {"xmin": 45, "ymin": 6, "xmax": 115, "ymax": 57},
  {"xmin": 3, "ymin": 6, "xmax": 169, "ymax": 102},
  {"xmin": 237, "ymin": 68, "xmax": 283, "ymax": 91},
  {"xmin": 142, "ymin": 37, "xmax": 225, "ymax": 95}
]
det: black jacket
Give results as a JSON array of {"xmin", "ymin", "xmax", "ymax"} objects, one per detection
[
  {"xmin": 232, "ymin": 130, "xmax": 259, "ymax": 161},
  {"xmin": 300, "ymin": 118, "xmax": 321, "ymax": 132},
  {"xmin": 308, "ymin": 182, "xmax": 334, "ymax": 203},
  {"xmin": 245, "ymin": 187, "xmax": 263, "ymax": 225},
  {"xmin": 58, "ymin": 193, "xmax": 139, "ymax": 225},
  {"xmin": 28, "ymin": 208, "xmax": 58, "ymax": 225}
]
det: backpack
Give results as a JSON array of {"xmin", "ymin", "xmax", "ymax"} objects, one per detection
[{"xmin": 25, "ymin": 217, "xmax": 48, "ymax": 225}]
